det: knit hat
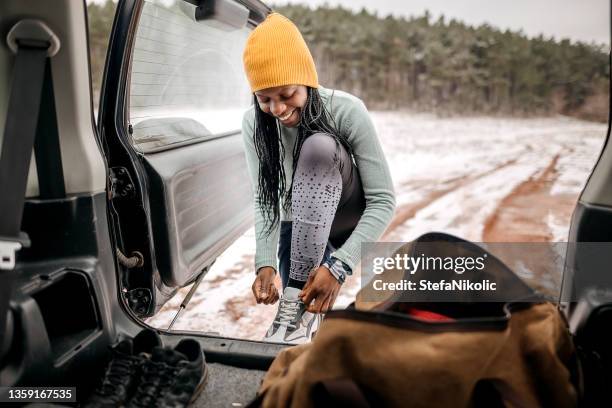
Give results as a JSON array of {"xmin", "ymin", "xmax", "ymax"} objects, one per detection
[{"xmin": 242, "ymin": 13, "xmax": 319, "ymax": 93}]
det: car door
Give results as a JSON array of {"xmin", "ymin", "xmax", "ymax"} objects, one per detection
[
  {"xmin": 560, "ymin": 47, "xmax": 612, "ymax": 401},
  {"xmin": 561, "ymin": 82, "xmax": 612, "ymax": 310},
  {"xmin": 99, "ymin": 0, "xmax": 270, "ymax": 317}
]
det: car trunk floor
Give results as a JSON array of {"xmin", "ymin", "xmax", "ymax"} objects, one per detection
[{"xmin": 193, "ymin": 362, "xmax": 266, "ymax": 407}]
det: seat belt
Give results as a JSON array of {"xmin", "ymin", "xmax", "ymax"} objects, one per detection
[
  {"xmin": 34, "ymin": 60, "xmax": 66, "ymax": 199},
  {"xmin": 0, "ymin": 20, "xmax": 60, "ymax": 361},
  {"xmin": 0, "ymin": 40, "xmax": 47, "ymax": 248},
  {"xmin": 0, "ymin": 19, "xmax": 60, "ymax": 268}
]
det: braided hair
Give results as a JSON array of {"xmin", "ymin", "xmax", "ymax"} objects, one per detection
[{"xmin": 253, "ymin": 87, "xmax": 354, "ymax": 236}]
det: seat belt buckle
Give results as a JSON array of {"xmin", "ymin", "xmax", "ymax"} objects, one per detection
[
  {"xmin": 0, "ymin": 233, "xmax": 30, "ymax": 270},
  {"xmin": 0, "ymin": 241, "xmax": 22, "ymax": 270}
]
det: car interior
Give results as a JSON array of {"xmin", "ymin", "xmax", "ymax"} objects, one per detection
[
  {"xmin": 0, "ymin": 0, "xmax": 611, "ymax": 405},
  {"xmin": 0, "ymin": 0, "xmax": 281, "ymax": 405}
]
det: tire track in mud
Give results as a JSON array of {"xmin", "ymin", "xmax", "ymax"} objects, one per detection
[
  {"xmin": 481, "ymin": 151, "xmax": 576, "ymax": 295},
  {"xmin": 482, "ymin": 153, "xmax": 568, "ymax": 242},
  {"xmin": 383, "ymin": 157, "xmax": 521, "ymax": 239}
]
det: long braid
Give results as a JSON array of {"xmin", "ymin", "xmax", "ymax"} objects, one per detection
[
  {"xmin": 253, "ymin": 96, "xmax": 286, "ymax": 236},
  {"xmin": 253, "ymin": 87, "xmax": 354, "ymax": 237}
]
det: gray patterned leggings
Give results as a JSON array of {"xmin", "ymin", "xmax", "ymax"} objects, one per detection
[{"xmin": 288, "ymin": 132, "xmax": 365, "ymax": 283}]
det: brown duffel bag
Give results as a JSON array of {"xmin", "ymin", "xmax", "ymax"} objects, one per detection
[
  {"xmin": 255, "ymin": 302, "xmax": 578, "ymax": 408},
  {"xmin": 254, "ymin": 235, "xmax": 580, "ymax": 408}
]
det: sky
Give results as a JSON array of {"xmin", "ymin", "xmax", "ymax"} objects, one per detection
[{"xmin": 272, "ymin": 0, "xmax": 610, "ymax": 45}]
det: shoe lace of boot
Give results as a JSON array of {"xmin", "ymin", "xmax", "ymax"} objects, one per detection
[
  {"xmin": 274, "ymin": 297, "xmax": 301, "ymax": 329},
  {"xmin": 87, "ymin": 345, "xmax": 140, "ymax": 404},
  {"xmin": 129, "ymin": 358, "xmax": 179, "ymax": 407},
  {"xmin": 157, "ymin": 368, "xmax": 201, "ymax": 408}
]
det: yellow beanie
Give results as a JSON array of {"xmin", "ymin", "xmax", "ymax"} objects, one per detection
[{"xmin": 243, "ymin": 13, "xmax": 319, "ymax": 93}]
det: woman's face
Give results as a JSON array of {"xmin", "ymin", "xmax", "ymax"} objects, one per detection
[{"xmin": 254, "ymin": 85, "xmax": 307, "ymax": 128}]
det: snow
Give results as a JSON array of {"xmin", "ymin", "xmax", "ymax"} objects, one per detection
[{"xmin": 146, "ymin": 112, "xmax": 607, "ymax": 340}]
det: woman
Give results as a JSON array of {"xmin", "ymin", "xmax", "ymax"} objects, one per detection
[{"xmin": 241, "ymin": 13, "xmax": 395, "ymax": 344}]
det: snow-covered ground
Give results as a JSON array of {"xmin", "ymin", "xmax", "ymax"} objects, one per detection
[{"xmin": 146, "ymin": 113, "xmax": 607, "ymax": 340}]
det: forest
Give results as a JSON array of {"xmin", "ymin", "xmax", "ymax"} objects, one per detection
[{"xmin": 87, "ymin": 1, "xmax": 609, "ymax": 121}]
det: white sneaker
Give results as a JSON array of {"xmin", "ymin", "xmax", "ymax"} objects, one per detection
[{"xmin": 263, "ymin": 286, "xmax": 322, "ymax": 345}]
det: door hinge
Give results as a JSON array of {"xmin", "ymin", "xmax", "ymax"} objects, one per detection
[{"xmin": 109, "ymin": 166, "xmax": 136, "ymax": 199}]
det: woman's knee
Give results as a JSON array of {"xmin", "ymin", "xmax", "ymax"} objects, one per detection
[{"xmin": 297, "ymin": 132, "xmax": 338, "ymax": 169}]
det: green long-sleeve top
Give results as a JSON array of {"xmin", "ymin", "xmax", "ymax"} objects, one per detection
[{"xmin": 241, "ymin": 86, "xmax": 396, "ymax": 272}]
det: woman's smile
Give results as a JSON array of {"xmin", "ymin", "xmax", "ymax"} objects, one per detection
[
  {"xmin": 277, "ymin": 109, "xmax": 294, "ymax": 121},
  {"xmin": 277, "ymin": 108, "xmax": 300, "ymax": 126}
]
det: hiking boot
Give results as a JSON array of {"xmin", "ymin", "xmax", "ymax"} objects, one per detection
[
  {"xmin": 83, "ymin": 329, "xmax": 162, "ymax": 408},
  {"xmin": 126, "ymin": 339, "xmax": 207, "ymax": 408},
  {"xmin": 157, "ymin": 339, "xmax": 208, "ymax": 408},
  {"xmin": 263, "ymin": 286, "xmax": 322, "ymax": 344}
]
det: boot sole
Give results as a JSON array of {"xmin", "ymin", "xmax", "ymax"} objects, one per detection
[{"xmin": 188, "ymin": 363, "xmax": 209, "ymax": 406}]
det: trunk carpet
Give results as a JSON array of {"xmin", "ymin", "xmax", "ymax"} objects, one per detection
[{"xmin": 193, "ymin": 363, "xmax": 266, "ymax": 407}]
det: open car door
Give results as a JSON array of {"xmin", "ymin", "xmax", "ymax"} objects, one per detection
[
  {"xmin": 561, "ymin": 27, "xmax": 612, "ymax": 401},
  {"xmin": 99, "ymin": 0, "xmax": 270, "ymax": 317}
]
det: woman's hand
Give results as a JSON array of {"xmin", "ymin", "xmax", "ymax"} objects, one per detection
[
  {"xmin": 299, "ymin": 266, "xmax": 341, "ymax": 314},
  {"xmin": 252, "ymin": 267, "xmax": 280, "ymax": 305}
]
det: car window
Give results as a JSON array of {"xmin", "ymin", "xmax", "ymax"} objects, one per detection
[{"xmin": 128, "ymin": 0, "xmax": 252, "ymax": 153}]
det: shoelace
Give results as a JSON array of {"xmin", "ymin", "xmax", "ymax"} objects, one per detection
[
  {"xmin": 129, "ymin": 359, "xmax": 179, "ymax": 407},
  {"xmin": 274, "ymin": 297, "xmax": 301, "ymax": 329},
  {"xmin": 93, "ymin": 350, "xmax": 139, "ymax": 397},
  {"xmin": 155, "ymin": 362, "xmax": 201, "ymax": 407}
]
